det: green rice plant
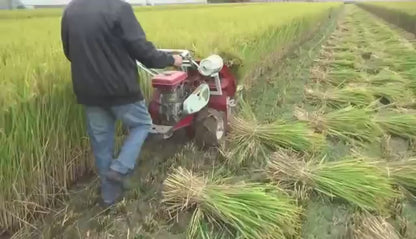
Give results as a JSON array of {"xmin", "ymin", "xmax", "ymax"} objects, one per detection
[
  {"xmin": 374, "ymin": 110, "xmax": 416, "ymax": 139},
  {"xmin": 294, "ymin": 106, "xmax": 382, "ymax": 144},
  {"xmin": 305, "ymin": 87, "xmax": 375, "ymax": 108},
  {"xmin": 267, "ymin": 151, "xmax": 397, "ymax": 211},
  {"xmin": 385, "ymin": 159, "xmax": 416, "ymax": 197},
  {"xmin": 162, "ymin": 167, "xmax": 302, "ymax": 239}
]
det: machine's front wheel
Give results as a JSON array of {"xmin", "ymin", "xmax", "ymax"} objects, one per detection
[{"xmin": 194, "ymin": 108, "xmax": 226, "ymax": 148}]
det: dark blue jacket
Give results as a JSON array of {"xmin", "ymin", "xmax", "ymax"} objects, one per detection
[{"xmin": 61, "ymin": 0, "xmax": 174, "ymax": 106}]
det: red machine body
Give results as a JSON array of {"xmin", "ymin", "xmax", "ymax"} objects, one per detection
[
  {"xmin": 151, "ymin": 71, "xmax": 188, "ymax": 88},
  {"xmin": 148, "ymin": 64, "xmax": 237, "ymax": 135}
]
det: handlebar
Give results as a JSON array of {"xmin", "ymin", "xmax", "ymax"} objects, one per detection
[
  {"xmin": 137, "ymin": 49, "xmax": 200, "ymax": 77},
  {"xmin": 158, "ymin": 49, "xmax": 191, "ymax": 59}
]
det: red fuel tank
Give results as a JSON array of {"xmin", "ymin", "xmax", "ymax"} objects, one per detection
[{"xmin": 151, "ymin": 71, "xmax": 187, "ymax": 88}]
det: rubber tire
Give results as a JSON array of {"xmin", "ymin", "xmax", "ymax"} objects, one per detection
[{"xmin": 194, "ymin": 108, "xmax": 226, "ymax": 149}]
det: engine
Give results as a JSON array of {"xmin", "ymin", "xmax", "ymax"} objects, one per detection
[{"xmin": 150, "ymin": 71, "xmax": 190, "ymax": 125}]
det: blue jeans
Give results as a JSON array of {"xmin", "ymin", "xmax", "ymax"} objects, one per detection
[{"xmin": 84, "ymin": 100, "xmax": 152, "ymax": 202}]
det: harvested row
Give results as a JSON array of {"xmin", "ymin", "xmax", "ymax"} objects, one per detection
[
  {"xmin": 358, "ymin": 2, "xmax": 416, "ymax": 35},
  {"xmin": 0, "ymin": 2, "xmax": 341, "ymax": 233},
  {"xmin": 294, "ymin": 5, "xmax": 416, "ymax": 238}
]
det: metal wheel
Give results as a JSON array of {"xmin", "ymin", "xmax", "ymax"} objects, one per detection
[{"xmin": 194, "ymin": 108, "xmax": 226, "ymax": 148}]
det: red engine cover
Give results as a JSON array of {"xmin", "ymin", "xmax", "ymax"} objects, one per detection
[{"xmin": 152, "ymin": 71, "xmax": 187, "ymax": 87}]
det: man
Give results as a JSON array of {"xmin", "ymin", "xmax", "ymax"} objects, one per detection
[{"xmin": 61, "ymin": 0, "xmax": 182, "ymax": 206}]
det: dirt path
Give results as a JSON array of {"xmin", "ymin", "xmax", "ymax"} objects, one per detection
[{"xmin": 12, "ymin": 4, "xmax": 416, "ymax": 239}]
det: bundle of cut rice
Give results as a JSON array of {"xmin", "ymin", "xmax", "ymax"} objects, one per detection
[
  {"xmin": 353, "ymin": 211, "xmax": 400, "ymax": 239},
  {"xmin": 385, "ymin": 159, "xmax": 416, "ymax": 197},
  {"xmin": 226, "ymin": 116, "xmax": 325, "ymax": 166},
  {"xmin": 374, "ymin": 110, "xmax": 416, "ymax": 139},
  {"xmin": 294, "ymin": 106, "xmax": 382, "ymax": 144},
  {"xmin": 267, "ymin": 151, "xmax": 397, "ymax": 211},
  {"xmin": 163, "ymin": 167, "xmax": 301, "ymax": 239},
  {"xmin": 305, "ymin": 87, "xmax": 375, "ymax": 108}
]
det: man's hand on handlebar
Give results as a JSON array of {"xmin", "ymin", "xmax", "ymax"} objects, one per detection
[{"xmin": 172, "ymin": 55, "xmax": 183, "ymax": 67}]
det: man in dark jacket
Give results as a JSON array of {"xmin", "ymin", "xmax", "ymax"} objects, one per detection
[{"xmin": 61, "ymin": 0, "xmax": 182, "ymax": 206}]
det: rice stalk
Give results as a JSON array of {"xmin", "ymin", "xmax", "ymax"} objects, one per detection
[
  {"xmin": 385, "ymin": 159, "xmax": 416, "ymax": 196},
  {"xmin": 267, "ymin": 151, "xmax": 397, "ymax": 211},
  {"xmin": 163, "ymin": 167, "xmax": 302, "ymax": 239},
  {"xmin": 187, "ymin": 208, "xmax": 235, "ymax": 239},
  {"xmin": 326, "ymin": 70, "xmax": 364, "ymax": 86},
  {"xmin": 353, "ymin": 211, "xmax": 400, "ymax": 239},
  {"xmin": 294, "ymin": 106, "xmax": 382, "ymax": 144},
  {"xmin": 305, "ymin": 87, "xmax": 375, "ymax": 108},
  {"xmin": 368, "ymin": 68, "xmax": 409, "ymax": 86},
  {"xmin": 374, "ymin": 111, "xmax": 416, "ymax": 139},
  {"xmin": 226, "ymin": 116, "xmax": 326, "ymax": 166},
  {"xmin": 368, "ymin": 83, "xmax": 411, "ymax": 104}
]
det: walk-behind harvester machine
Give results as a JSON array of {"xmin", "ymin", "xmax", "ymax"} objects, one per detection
[{"xmin": 137, "ymin": 49, "xmax": 237, "ymax": 147}]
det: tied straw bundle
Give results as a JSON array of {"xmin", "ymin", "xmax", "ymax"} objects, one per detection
[
  {"xmin": 162, "ymin": 167, "xmax": 301, "ymax": 239},
  {"xmin": 368, "ymin": 68, "xmax": 409, "ymax": 86},
  {"xmin": 267, "ymin": 151, "xmax": 397, "ymax": 211},
  {"xmin": 305, "ymin": 87, "xmax": 375, "ymax": 108},
  {"xmin": 352, "ymin": 211, "xmax": 400, "ymax": 239},
  {"xmin": 374, "ymin": 110, "xmax": 416, "ymax": 139},
  {"xmin": 226, "ymin": 116, "xmax": 325, "ymax": 166},
  {"xmin": 294, "ymin": 106, "xmax": 382, "ymax": 144},
  {"xmin": 305, "ymin": 81, "xmax": 410, "ymax": 108},
  {"xmin": 324, "ymin": 68, "xmax": 409, "ymax": 88},
  {"xmin": 224, "ymin": 98, "xmax": 325, "ymax": 166},
  {"xmin": 326, "ymin": 70, "xmax": 364, "ymax": 86},
  {"xmin": 385, "ymin": 159, "xmax": 416, "ymax": 197},
  {"xmin": 367, "ymin": 83, "xmax": 411, "ymax": 105}
]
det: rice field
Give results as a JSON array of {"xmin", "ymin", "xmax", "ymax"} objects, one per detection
[
  {"xmin": 2, "ymin": 1, "xmax": 416, "ymax": 239},
  {"xmin": 0, "ymin": 2, "xmax": 340, "ymax": 235}
]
